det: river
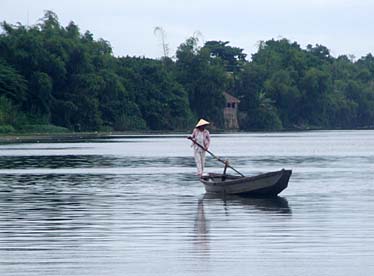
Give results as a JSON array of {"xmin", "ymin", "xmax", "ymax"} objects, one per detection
[{"xmin": 0, "ymin": 130, "xmax": 373, "ymax": 276}]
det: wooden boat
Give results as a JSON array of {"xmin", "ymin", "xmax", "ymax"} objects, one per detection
[{"xmin": 200, "ymin": 169, "xmax": 292, "ymax": 197}]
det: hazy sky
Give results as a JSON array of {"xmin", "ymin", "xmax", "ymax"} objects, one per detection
[{"xmin": 1, "ymin": 0, "xmax": 374, "ymax": 60}]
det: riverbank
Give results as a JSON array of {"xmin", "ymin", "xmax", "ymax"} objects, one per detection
[
  {"xmin": 0, "ymin": 132, "xmax": 107, "ymax": 144},
  {"xmin": 0, "ymin": 130, "xmax": 191, "ymax": 144}
]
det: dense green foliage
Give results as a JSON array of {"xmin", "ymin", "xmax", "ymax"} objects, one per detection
[
  {"xmin": 235, "ymin": 40, "xmax": 374, "ymax": 130},
  {"xmin": 0, "ymin": 11, "xmax": 373, "ymax": 132},
  {"xmin": 0, "ymin": 11, "xmax": 194, "ymax": 132}
]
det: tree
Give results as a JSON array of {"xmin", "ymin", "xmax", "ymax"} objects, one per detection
[
  {"xmin": 28, "ymin": 72, "xmax": 53, "ymax": 116},
  {"xmin": 300, "ymin": 68, "xmax": 331, "ymax": 126},
  {"xmin": 263, "ymin": 70, "xmax": 302, "ymax": 126},
  {"xmin": 0, "ymin": 96, "xmax": 17, "ymax": 128},
  {"xmin": 203, "ymin": 40, "xmax": 246, "ymax": 72},
  {"xmin": 117, "ymin": 57, "xmax": 193, "ymax": 130},
  {"xmin": 98, "ymin": 69, "xmax": 145, "ymax": 130},
  {"xmin": 0, "ymin": 61, "xmax": 27, "ymax": 103},
  {"xmin": 154, "ymin": 26, "xmax": 169, "ymax": 58},
  {"xmin": 306, "ymin": 44, "xmax": 333, "ymax": 62},
  {"xmin": 176, "ymin": 37, "xmax": 227, "ymax": 128}
]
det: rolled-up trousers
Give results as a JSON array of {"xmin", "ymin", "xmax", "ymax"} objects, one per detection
[{"xmin": 194, "ymin": 150, "xmax": 206, "ymax": 176}]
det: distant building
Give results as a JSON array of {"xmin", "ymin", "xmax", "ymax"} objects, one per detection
[{"xmin": 223, "ymin": 92, "xmax": 240, "ymax": 129}]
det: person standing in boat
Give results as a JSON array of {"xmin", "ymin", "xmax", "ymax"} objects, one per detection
[{"xmin": 189, "ymin": 119, "xmax": 211, "ymax": 177}]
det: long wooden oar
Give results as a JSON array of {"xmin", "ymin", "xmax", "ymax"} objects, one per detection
[{"xmin": 187, "ymin": 137, "xmax": 244, "ymax": 177}]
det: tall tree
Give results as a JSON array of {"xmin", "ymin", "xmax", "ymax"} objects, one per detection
[
  {"xmin": 203, "ymin": 40, "xmax": 247, "ymax": 73},
  {"xmin": 176, "ymin": 37, "xmax": 227, "ymax": 128}
]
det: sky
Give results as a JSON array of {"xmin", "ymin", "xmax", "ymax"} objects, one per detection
[{"xmin": 1, "ymin": 0, "xmax": 374, "ymax": 60}]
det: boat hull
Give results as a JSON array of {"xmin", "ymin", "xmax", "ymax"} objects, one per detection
[{"xmin": 200, "ymin": 169, "xmax": 292, "ymax": 197}]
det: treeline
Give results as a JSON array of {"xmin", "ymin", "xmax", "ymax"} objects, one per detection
[
  {"xmin": 0, "ymin": 11, "xmax": 373, "ymax": 133},
  {"xmin": 236, "ymin": 40, "xmax": 374, "ymax": 129}
]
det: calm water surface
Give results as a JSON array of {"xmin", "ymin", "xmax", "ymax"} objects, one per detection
[{"xmin": 0, "ymin": 130, "xmax": 374, "ymax": 276}]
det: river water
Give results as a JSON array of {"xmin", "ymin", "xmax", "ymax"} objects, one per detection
[{"xmin": 0, "ymin": 130, "xmax": 373, "ymax": 276}]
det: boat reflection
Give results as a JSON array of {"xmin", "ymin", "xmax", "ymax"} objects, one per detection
[{"xmin": 202, "ymin": 193, "xmax": 292, "ymax": 214}]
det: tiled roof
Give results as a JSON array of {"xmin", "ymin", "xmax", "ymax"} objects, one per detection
[{"xmin": 223, "ymin": 92, "xmax": 240, "ymax": 103}]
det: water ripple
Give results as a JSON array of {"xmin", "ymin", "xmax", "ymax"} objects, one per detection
[{"xmin": 1, "ymin": 130, "xmax": 374, "ymax": 276}]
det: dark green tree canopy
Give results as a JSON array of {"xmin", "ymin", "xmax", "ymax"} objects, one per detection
[
  {"xmin": 1, "ymin": 11, "xmax": 373, "ymax": 132},
  {"xmin": 203, "ymin": 40, "xmax": 247, "ymax": 72}
]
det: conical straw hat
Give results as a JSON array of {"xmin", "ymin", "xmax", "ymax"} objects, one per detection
[{"xmin": 195, "ymin": 119, "xmax": 210, "ymax": 128}]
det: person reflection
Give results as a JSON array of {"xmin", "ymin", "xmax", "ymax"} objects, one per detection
[{"xmin": 194, "ymin": 198, "xmax": 209, "ymax": 252}]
